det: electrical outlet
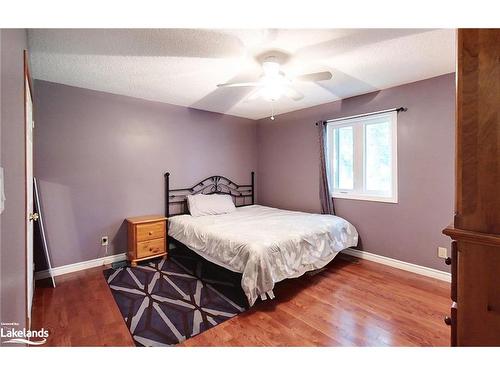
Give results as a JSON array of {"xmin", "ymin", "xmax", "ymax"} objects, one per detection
[
  {"xmin": 101, "ymin": 236, "xmax": 109, "ymax": 246},
  {"xmin": 437, "ymin": 246, "xmax": 448, "ymax": 259}
]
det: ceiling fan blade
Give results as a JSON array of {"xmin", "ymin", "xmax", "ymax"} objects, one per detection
[
  {"xmin": 284, "ymin": 87, "xmax": 304, "ymax": 101},
  {"xmin": 295, "ymin": 71, "xmax": 333, "ymax": 82},
  {"xmin": 217, "ymin": 81, "xmax": 260, "ymax": 88}
]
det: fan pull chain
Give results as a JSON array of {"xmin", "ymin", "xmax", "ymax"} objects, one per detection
[{"xmin": 270, "ymin": 101, "xmax": 275, "ymax": 121}]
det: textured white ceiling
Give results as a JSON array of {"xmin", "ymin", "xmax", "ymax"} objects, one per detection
[{"xmin": 28, "ymin": 29, "xmax": 456, "ymax": 120}]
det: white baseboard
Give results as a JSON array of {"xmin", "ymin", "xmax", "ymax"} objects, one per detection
[
  {"xmin": 35, "ymin": 253, "xmax": 127, "ymax": 280},
  {"xmin": 35, "ymin": 249, "xmax": 450, "ymax": 283},
  {"xmin": 342, "ymin": 248, "xmax": 451, "ymax": 282}
]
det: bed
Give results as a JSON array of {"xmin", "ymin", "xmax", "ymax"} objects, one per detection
[{"xmin": 165, "ymin": 172, "xmax": 358, "ymax": 306}]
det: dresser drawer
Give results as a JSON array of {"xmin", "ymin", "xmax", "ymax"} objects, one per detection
[
  {"xmin": 136, "ymin": 221, "xmax": 165, "ymax": 242},
  {"xmin": 137, "ymin": 238, "xmax": 165, "ymax": 258}
]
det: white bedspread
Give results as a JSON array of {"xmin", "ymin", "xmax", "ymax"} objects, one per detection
[{"xmin": 168, "ymin": 205, "xmax": 358, "ymax": 306}]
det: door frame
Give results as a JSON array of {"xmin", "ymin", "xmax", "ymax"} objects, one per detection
[{"xmin": 24, "ymin": 49, "xmax": 34, "ymax": 328}]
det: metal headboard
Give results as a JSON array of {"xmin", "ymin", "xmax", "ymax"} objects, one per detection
[{"xmin": 164, "ymin": 172, "xmax": 255, "ymax": 217}]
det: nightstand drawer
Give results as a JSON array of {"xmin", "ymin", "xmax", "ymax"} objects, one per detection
[
  {"xmin": 137, "ymin": 238, "xmax": 165, "ymax": 258},
  {"xmin": 127, "ymin": 215, "xmax": 167, "ymax": 267},
  {"xmin": 136, "ymin": 221, "xmax": 165, "ymax": 242}
]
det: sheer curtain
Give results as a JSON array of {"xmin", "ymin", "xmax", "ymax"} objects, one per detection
[{"xmin": 317, "ymin": 121, "xmax": 335, "ymax": 215}]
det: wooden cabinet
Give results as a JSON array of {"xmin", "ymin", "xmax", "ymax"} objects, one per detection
[
  {"xmin": 442, "ymin": 29, "xmax": 500, "ymax": 346},
  {"xmin": 127, "ymin": 215, "xmax": 167, "ymax": 266}
]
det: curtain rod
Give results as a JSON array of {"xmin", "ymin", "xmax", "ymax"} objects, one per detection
[{"xmin": 319, "ymin": 107, "xmax": 408, "ymax": 125}]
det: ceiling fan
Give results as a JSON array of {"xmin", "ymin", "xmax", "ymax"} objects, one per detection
[{"xmin": 216, "ymin": 56, "xmax": 333, "ymax": 109}]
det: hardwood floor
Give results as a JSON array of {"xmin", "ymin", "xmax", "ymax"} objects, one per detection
[
  {"xmin": 32, "ymin": 268, "xmax": 135, "ymax": 346},
  {"xmin": 31, "ymin": 255, "xmax": 450, "ymax": 346}
]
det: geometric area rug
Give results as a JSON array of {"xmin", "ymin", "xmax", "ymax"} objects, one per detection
[{"xmin": 103, "ymin": 246, "xmax": 248, "ymax": 346}]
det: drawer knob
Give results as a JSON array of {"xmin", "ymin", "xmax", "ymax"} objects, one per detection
[
  {"xmin": 445, "ymin": 257, "xmax": 452, "ymax": 265},
  {"xmin": 149, "ymin": 231, "xmax": 153, "ymax": 235},
  {"xmin": 149, "ymin": 248, "xmax": 153, "ymax": 251},
  {"xmin": 444, "ymin": 316, "xmax": 452, "ymax": 326}
]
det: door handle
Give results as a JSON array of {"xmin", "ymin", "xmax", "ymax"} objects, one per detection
[{"xmin": 29, "ymin": 212, "xmax": 39, "ymax": 221}]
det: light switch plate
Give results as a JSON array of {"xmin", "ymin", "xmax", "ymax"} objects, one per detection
[{"xmin": 437, "ymin": 246, "xmax": 448, "ymax": 259}]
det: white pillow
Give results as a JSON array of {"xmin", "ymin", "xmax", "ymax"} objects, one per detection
[{"xmin": 187, "ymin": 194, "xmax": 236, "ymax": 217}]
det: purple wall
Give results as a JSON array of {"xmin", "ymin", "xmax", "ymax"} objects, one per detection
[
  {"xmin": 34, "ymin": 80, "xmax": 257, "ymax": 267},
  {"xmin": 35, "ymin": 74, "xmax": 455, "ymax": 273},
  {"xmin": 257, "ymin": 74, "xmax": 455, "ymax": 272},
  {"xmin": 1, "ymin": 29, "xmax": 28, "ymax": 337}
]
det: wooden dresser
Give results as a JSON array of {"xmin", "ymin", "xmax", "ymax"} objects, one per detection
[
  {"xmin": 127, "ymin": 215, "xmax": 167, "ymax": 266},
  {"xmin": 442, "ymin": 29, "xmax": 500, "ymax": 346}
]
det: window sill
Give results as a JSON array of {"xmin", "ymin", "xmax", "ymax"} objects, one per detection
[{"xmin": 332, "ymin": 194, "xmax": 398, "ymax": 204}]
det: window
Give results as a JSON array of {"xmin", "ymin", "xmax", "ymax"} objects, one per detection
[{"xmin": 327, "ymin": 111, "xmax": 398, "ymax": 203}]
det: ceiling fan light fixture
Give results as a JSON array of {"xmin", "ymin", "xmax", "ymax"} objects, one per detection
[
  {"xmin": 262, "ymin": 60, "xmax": 280, "ymax": 77},
  {"xmin": 260, "ymin": 83, "xmax": 283, "ymax": 102},
  {"xmin": 260, "ymin": 73, "xmax": 287, "ymax": 102}
]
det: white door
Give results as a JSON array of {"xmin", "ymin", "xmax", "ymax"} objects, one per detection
[{"xmin": 25, "ymin": 63, "xmax": 35, "ymax": 325}]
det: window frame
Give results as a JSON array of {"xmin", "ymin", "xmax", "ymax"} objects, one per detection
[{"xmin": 326, "ymin": 111, "xmax": 398, "ymax": 204}]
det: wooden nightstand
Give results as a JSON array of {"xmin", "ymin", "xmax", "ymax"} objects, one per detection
[{"xmin": 126, "ymin": 215, "xmax": 167, "ymax": 267}]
